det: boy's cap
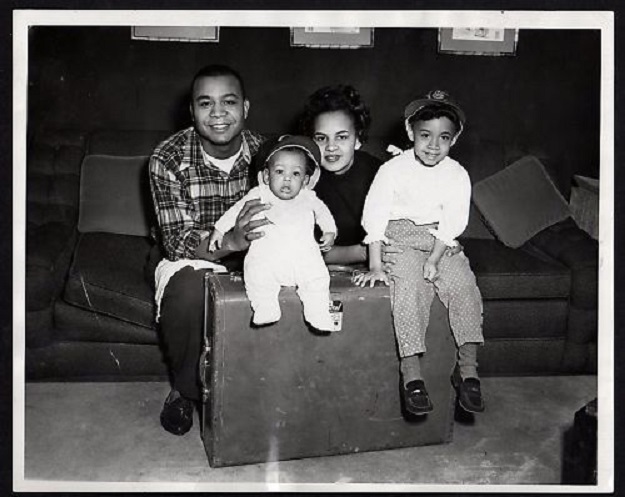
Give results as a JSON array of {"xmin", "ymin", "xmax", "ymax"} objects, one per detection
[
  {"xmin": 404, "ymin": 90, "xmax": 466, "ymax": 134},
  {"xmin": 263, "ymin": 134, "xmax": 322, "ymax": 188}
]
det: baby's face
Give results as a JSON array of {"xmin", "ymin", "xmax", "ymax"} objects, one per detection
[{"xmin": 263, "ymin": 150, "xmax": 310, "ymax": 200}]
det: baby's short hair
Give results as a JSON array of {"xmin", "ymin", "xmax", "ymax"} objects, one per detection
[
  {"xmin": 265, "ymin": 146, "xmax": 317, "ymax": 176},
  {"xmin": 263, "ymin": 135, "xmax": 321, "ymax": 177}
]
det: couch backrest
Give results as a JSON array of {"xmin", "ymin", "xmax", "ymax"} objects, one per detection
[
  {"xmin": 27, "ymin": 129, "xmax": 87, "ymax": 228},
  {"xmin": 76, "ymin": 130, "xmax": 172, "ymax": 237},
  {"xmin": 78, "ymin": 154, "xmax": 154, "ymax": 237}
]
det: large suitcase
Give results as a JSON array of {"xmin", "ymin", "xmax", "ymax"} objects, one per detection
[{"xmin": 200, "ymin": 269, "xmax": 457, "ymax": 468}]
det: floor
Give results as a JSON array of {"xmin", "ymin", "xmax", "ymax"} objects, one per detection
[{"xmin": 20, "ymin": 375, "xmax": 598, "ymax": 491}]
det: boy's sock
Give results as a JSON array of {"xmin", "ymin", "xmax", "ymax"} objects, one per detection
[
  {"xmin": 457, "ymin": 342, "xmax": 479, "ymax": 379},
  {"xmin": 400, "ymin": 354, "xmax": 422, "ymax": 386}
]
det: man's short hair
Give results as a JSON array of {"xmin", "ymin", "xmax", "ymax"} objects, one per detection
[{"xmin": 190, "ymin": 64, "xmax": 246, "ymax": 100}]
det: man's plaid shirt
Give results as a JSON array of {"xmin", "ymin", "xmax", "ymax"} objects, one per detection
[{"xmin": 149, "ymin": 127, "xmax": 265, "ymax": 261}]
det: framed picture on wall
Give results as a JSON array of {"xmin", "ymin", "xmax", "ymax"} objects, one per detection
[
  {"xmin": 290, "ymin": 27, "xmax": 374, "ymax": 48},
  {"xmin": 438, "ymin": 28, "xmax": 518, "ymax": 55},
  {"xmin": 131, "ymin": 26, "xmax": 219, "ymax": 43}
]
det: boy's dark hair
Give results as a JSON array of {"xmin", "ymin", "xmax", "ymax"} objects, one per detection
[
  {"xmin": 190, "ymin": 64, "xmax": 246, "ymax": 100},
  {"xmin": 407, "ymin": 104, "xmax": 462, "ymax": 135},
  {"xmin": 265, "ymin": 147, "xmax": 316, "ymax": 176},
  {"xmin": 299, "ymin": 84, "xmax": 371, "ymax": 143}
]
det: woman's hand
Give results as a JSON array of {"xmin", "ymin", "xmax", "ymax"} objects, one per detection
[
  {"xmin": 222, "ymin": 198, "xmax": 272, "ymax": 252},
  {"xmin": 382, "ymin": 237, "xmax": 463, "ymax": 267},
  {"xmin": 445, "ymin": 242, "xmax": 463, "ymax": 257},
  {"xmin": 381, "ymin": 237, "xmax": 403, "ymax": 270},
  {"xmin": 353, "ymin": 269, "xmax": 390, "ymax": 288}
]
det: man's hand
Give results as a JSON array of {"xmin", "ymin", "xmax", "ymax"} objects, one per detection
[
  {"xmin": 353, "ymin": 268, "xmax": 390, "ymax": 288},
  {"xmin": 319, "ymin": 232, "xmax": 336, "ymax": 252},
  {"xmin": 221, "ymin": 198, "xmax": 272, "ymax": 252}
]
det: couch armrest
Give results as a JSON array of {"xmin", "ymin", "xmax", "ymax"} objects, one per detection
[
  {"xmin": 525, "ymin": 217, "xmax": 598, "ymax": 309},
  {"xmin": 524, "ymin": 217, "xmax": 598, "ymax": 372},
  {"xmin": 26, "ymin": 222, "xmax": 78, "ymax": 347}
]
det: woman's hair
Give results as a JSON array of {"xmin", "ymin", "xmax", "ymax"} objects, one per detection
[{"xmin": 299, "ymin": 85, "xmax": 372, "ymax": 143}]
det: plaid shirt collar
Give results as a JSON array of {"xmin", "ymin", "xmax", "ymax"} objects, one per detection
[{"xmin": 179, "ymin": 127, "xmax": 253, "ymax": 172}]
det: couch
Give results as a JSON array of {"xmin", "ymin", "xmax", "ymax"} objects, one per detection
[{"xmin": 25, "ymin": 128, "xmax": 599, "ymax": 380}]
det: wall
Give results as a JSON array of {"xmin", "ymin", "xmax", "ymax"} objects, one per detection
[{"xmin": 27, "ymin": 26, "xmax": 601, "ymax": 189}]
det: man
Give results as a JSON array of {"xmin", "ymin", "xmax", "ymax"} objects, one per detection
[{"xmin": 149, "ymin": 64, "xmax": 270, "ymax": 435}]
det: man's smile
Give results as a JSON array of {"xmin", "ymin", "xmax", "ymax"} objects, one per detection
[{"xmin": 208, "ymin": 123, "xmax": 231, "ymax": 132}]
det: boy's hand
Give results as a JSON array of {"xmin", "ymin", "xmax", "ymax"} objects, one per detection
[
  {"xmin": 353, "ymin": 269, "xmax": 390, "ymax": 288},
  {"xmin": 208, "ymin": 230, "xmax": 224, "ymax": 252},
  {"xmin": 423, "ymin": 258, "xmax": 440, "ymax": 282},
  {"xmin": 319, "ymin": 232, "xmax": 336, "ymax": 252}
]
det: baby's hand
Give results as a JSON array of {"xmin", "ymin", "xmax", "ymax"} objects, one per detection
[
  {"xmin": 423, "ymin": 258, "xmax": 440, "ymax": 282},
  {"xmin": 353, "ymin": 269, "xmax": 390, "ymax": 288},
  {"xmin": 208, "ymin": 230, "xmax": 224, "ymax": 253},
  {"xmin": 319, "ymin": 232, "xmax": 336, "ymax": 252}
]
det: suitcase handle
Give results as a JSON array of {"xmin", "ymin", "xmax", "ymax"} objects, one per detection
[
  {"xmin": 200, "ymin": 271, "xmax": 213, "ymax": 405},
  {"xmin": 327, "ymin": 263, "xmax": 367, "ymax": 275}
]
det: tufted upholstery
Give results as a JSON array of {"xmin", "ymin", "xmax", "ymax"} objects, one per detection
[{"xmin": 26, "ymin": 129, "xmax": 87, "ymax": 346}]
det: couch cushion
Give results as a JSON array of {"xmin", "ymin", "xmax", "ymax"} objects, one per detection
[
  {"xmin": 462, "ymin": 239, "xmax": 570, "ymax": 300},
  {"xmin": 78, "ymin": 155, "xmax": 154, "ymax": 236},
  {"xmin": 482, "ymin": 299, "xmax": 568, "ymax": 340},
  {"xmin": 55, "ymin": 300, "xmax": 158, "ymax": 345},
  {"xmin": 472, "ymin": 155, "xmax": 571, "ymax": 248},
  {"xmin": 63, "ymin": 233, "xmax": 155, "ymax": 329}
]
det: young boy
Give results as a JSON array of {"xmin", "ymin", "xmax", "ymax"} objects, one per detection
[
  {"xmin": 354, "ymin": 90, "xmax": 485, "ymax": 415},
  {"xmin": 209, "ymin": 135, "xmax": 337, "ymax": 332}
]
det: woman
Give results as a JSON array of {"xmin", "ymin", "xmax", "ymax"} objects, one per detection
[
  {"xmin": 299, "ymin": 84, "xmax": 381, "ymax": 265},
  {"xmin": 300, "ymin": 84, "xmax": 461, "ymax": 267}
]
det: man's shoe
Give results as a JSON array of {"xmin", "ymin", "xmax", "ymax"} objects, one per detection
[
  {"xmin": 451, "ymin": 366, "xmax": 485, "ymax": 413},
  {"xmin": 402, "ymin": 380, "xmax": 434, "ymax": 416},
  {"xmin": 160, "ymin": 390, "xmax": 194, "ymax": 436}
]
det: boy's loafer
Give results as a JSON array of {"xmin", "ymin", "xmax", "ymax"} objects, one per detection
[
  {"xmin": 402, "ymin": 379, "xmax": 434, "ymax": 415},
  {"xmin": 451, "ymin": 366, "xmax": 485, "ymax": 413},
  {"xmin": 160, "ymin": 390, "xmax": 194, "ymax": 436}
]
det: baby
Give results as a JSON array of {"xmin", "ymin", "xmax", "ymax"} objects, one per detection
[{"xmin": 209, "ymin": 135, "xmax": 337, "ymax": 332}]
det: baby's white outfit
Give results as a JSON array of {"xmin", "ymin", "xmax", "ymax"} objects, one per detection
[{"xmin": 214, "ymin": 183, "xmax": 337, "ymax": 331}]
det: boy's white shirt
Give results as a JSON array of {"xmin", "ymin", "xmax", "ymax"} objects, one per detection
[
  {"xmin": 214, "ymin": 182, "xmax": 337, "ymax": 238},
  {"xmin": 361, "ymin": 150, "xmax": 471, "ymax": 246}
]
